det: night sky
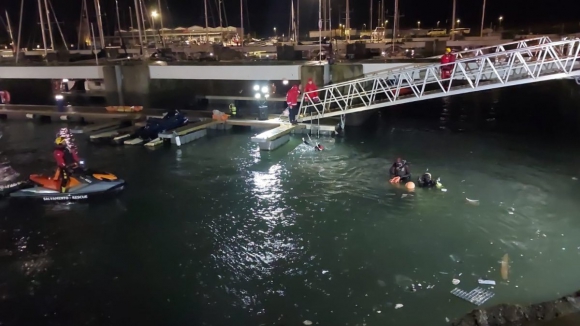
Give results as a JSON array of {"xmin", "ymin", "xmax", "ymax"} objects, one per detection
[{"xmin": 1, "ymin": 0, "xmax": 578, "ymax": 45}]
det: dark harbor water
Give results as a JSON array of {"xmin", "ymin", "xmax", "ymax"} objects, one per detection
[{"xmin": 2, "ymin": 81, "xmax": 580, "ymax": 326}]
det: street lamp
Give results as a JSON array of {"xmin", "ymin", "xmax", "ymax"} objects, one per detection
[
  {"xmin": 417, "ymin": 21, "xmax": 421, "ymax": 29},
  {"xmin": 456, "ymin": 19, "xmax": 461, "ymax": 28},
  {"xmin": 498, "ymin": 16, "xmax": 503, "ymax": 28},
  {"xmin": 437, "ymin": 20, "xmax": 440, "ymax": 28},
  {"xmin": 273, "ymin": 27, "xmax": 277, "ymax": 37}
]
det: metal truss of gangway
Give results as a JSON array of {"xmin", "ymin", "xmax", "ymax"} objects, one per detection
[
  {"xmin": 299, "ymin": 38, "xmax": 580, "ymax": 126},
  {"xmin": 360, "ymin": 36, "xmax": 554, "ymax": 78}
]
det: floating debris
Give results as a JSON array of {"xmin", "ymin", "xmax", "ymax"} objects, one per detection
[
  {"xmin": 449, "ymin": 254, "xmax": 462, "ymax": 263},
  {"xmin": 466, "ymin": 198, "xmax": 480, "ymax": 206},
  {"xmin": 303, "ymin": 320, "xmax": 313, "ymax": 325},
  {"xmin": 450, "ymin": 287, "xmax": 495, "ymax": 306},
  {"xmin": 478, "ymin": 279, "xmax": 496, "ymax": 285},
  {"xmin": 395, "ymin": 304, "xmax": 404, "ymax": 309},
  {"xmin": 452, "ymin": 279, "xmax": 461, "ymax": 285},
  {"xmin": 501, "ymin": 254, "xmax": 509, "ymax": 280}
]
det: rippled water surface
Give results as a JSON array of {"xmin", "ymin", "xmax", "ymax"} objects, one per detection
[{"xmin": 2, "ymin": 83, "xmax": 580, "ymax": 326}]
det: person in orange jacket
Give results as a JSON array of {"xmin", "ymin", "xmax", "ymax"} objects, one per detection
[
  {"xmin": 304, "ymin": 78, "xmax": 320, "ymax": 103},
  {"xmin": 440, "ymin": 47, "xmax": 456, "ymax": 81},
  {"xmin": 286, "ymin": 84, "xmax": 300, "ymax": 124}
]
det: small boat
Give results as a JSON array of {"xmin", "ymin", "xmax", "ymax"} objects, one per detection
[{"xmin": 105, "ymin": 106, "xmax": 144, "ymax": 113}]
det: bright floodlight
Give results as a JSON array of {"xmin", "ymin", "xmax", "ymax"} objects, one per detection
[
  {"xmin": 254, "ymin": 93, "xmax": 261, "ymax": 99},
  {"xmin": 265, "ymin": 94, "xmax": 270, "ymax": 98},
  {"xmin": 62, "ymin": 79, "xmax": 69, "ymax": 82},
  {"xmin": 253, "ymin": 85, "xmax": 259, "ymax": 91},
  {"xmin": 282, "ymin": 79, "xmax": 289, "ymax": 85},
  {"xmin": 151, "ymin": 11, "xmax": 158, "ymax": 18},
  {"xmin": 261, "ymin": 86, "xmax": 268, "ymax": 94},
  {"xmin": 55, "ymin": 94, "xmax": 64, "ymax": 100}
]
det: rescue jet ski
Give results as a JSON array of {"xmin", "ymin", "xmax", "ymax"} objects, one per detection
[
  {"xmin": 138, "ymin": 109, "xmax": 188, "ymax": 139},
  {"xmin": 122, "ymin": 109, "xmax": 188, "ymax": 145},
  {"xmin": 10, "ymin": 166, "xmax": 125, "ymax": 202}
]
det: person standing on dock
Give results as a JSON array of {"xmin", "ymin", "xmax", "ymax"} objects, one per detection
[
  {"xmin": 304, "ymin": 78, "xmax": 320, "ymax": 103},
  {"xmin": 286, "ymin": 84, "xmax": 300, "ymax": 124},
  {"xmin": 229, "ymin": 103, "xmax": 237, "ymax": 117},
  {"xmin": 440, "ymin": 48, "xmax": 456, "ymax": 86}
]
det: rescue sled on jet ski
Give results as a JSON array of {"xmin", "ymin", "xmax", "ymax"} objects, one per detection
[{"xmin": 10, "ymin": 166, "xmax": 125, "ymax": 202}]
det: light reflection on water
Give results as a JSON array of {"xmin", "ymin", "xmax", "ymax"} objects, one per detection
[{"xmin": 1, "ymin": 102, "xmax": 580, "ymax": 325}]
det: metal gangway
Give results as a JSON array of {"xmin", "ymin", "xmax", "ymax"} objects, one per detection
[
  {"xmin": 359, "ymin": 36, "xmax": 554, "ymax": 77},
  {"xmin": 299, "ymin": 37, "xmax": 580, "ymax": 128}
]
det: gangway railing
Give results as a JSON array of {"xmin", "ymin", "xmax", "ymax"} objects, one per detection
[
  {"xmin": 361, "ymin": 36, "xmax": 554, "ymax": 78},
  {"xmin": 298, "ymin": 38, "xmax": 580, "ymax": 125},
  {"xmin": 430, "ymin": 36, "xmax": 553, "ymax": 59}
]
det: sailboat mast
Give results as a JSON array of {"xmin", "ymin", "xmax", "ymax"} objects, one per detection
[
  {"xmin": 218, "ymin": 0, "xmax": 223, "ymax": 43},
  {"xmin": 4, "ymin": 11, "xmax": 15, "ymax": 53},
  {"xmin": 37, "ymin": 0, "xmax": 48, "ymax": 55},
  {"xmin": 129, "ymin": 6, "xmax": 136, "ymax": 47},
  {"xmin": 115, "ymin": 0, "xmax": 122, "ymax": 44},
  {"xmin": 139, "ymin": 0, "xmax": 148, "ymax": 45},
  {"xmin": 157, "ymin": 0, "xmax": 165, "ymax": 47},
  {"xmin": 94, "ymin": 0, "xmax": 105, "ymax": 48},
  {"xmin": 345, "ymin": 0, "xmax": 350, "ymax": 41},
  {"xmin": 16, "ymin": 0, "xmax": 24, "ymax": 62},
  {"xmin": 48, "ymin": 0, "xmax": 68, "ymax": 50},
  {"xmin": 296, "ymin": 0, "xmax": 299, "ymax": 43},
  {"xmin": 43, "ymin": 0, "xmax": 55, "ymax": 49},
  {"xmin": 204, "ymin": 0, "xmax": 209, "ymax": 42},
  {"xmin": 132, "ymin": 0, "xmax": 143, "ymax": 53},
  {"xmin": 240, "ymin": 0, "xmax": 244, "ymax": 49}
]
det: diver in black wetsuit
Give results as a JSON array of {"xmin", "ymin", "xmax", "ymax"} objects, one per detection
[
  {"xmin": 417, "ymin": 172, "xmax": 442, "ymax": 188},
  {"xmin": 389, "ymin": 158, "xmax": 411, "ymax": 183},
  {"xmin": 303, "ymin": 137, "xmax": 324, "ymax": 151}
]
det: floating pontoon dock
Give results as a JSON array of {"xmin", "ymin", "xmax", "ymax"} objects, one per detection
[{"xmin": 151, "ymin": 120, "xmax": 223, "ymax": 148}]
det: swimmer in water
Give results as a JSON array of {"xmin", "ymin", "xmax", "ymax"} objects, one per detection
[
  {"xmin": 389, "ymin": 158, "xmax": 415, "ymax": 189},
  {"xmin": 417, "ymin": 172, "xmax": 443, "ymax": 188},
  {"xmin": 389, "ymin": 158, "xmax": 411, "ymax": 183},
  {"xmin": 303, "ymin": 137, "xmax": 324, "ymax": 151}
]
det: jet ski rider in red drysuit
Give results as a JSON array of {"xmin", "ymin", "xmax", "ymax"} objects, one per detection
[
  {"xmin": 53, "ymin": 136, "xmax": 81, "ymax": 193},
  {"xmin": 440, "ymin": 47, "xmax": 456, "ymax": 82}
]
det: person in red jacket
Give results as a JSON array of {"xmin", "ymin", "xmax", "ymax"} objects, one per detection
[
  {"xmin": 286, "ymin": 84, "xmax": 300, "ymax": 124},
  {"xmin": 440, "ymin": 48, "xmax": 456, "ymax": 82},
  {"xmin": 54, "ymin": 136, "xmax": 81, "ymax": 193},
  {"xmin": 304, "ymin": 78, "xmax": 319, "ymax": 103}
]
